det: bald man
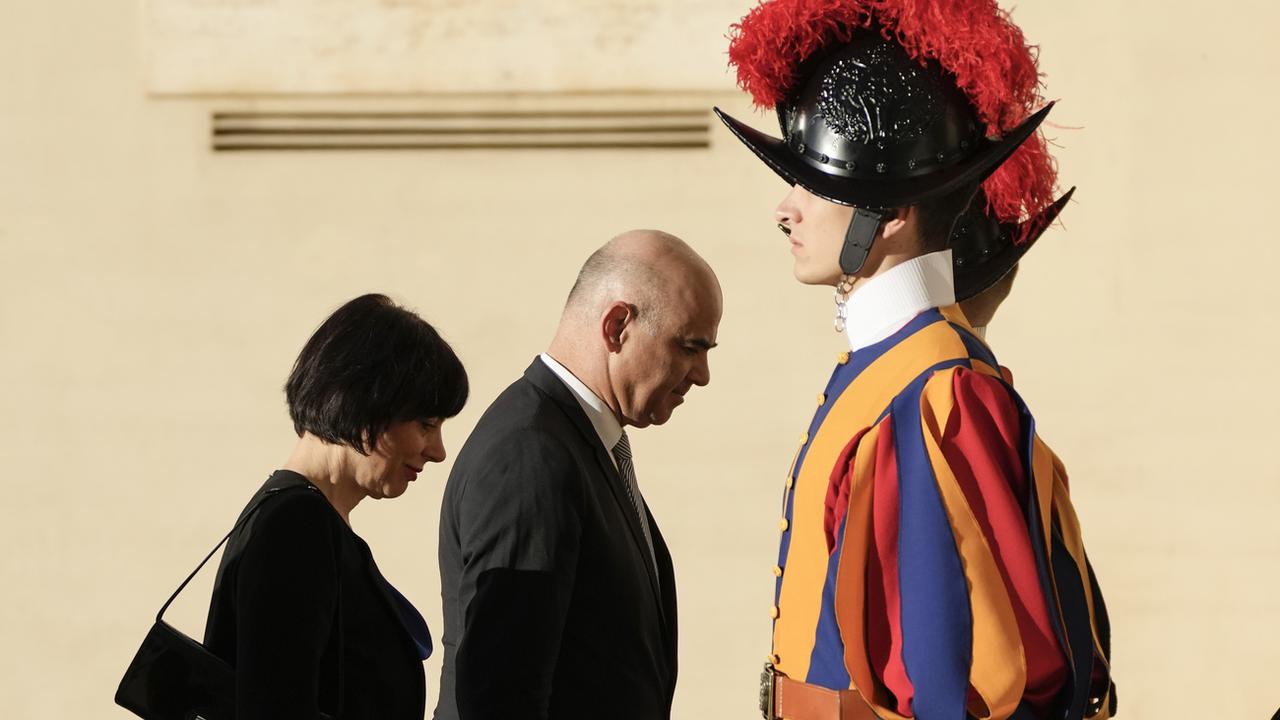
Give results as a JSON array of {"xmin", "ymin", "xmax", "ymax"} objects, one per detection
[{"xmin": 435, "ymin": 230, "xmax": 722, "ymax": 720}]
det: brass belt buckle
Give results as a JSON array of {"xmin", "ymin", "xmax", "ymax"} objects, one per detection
[{"xmin": 759, "ymin": 662, "xmax": 777, "ymax": 719}]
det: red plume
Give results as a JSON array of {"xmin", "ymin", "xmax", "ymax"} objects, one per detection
[
  {"xmin": 727, "ymin": 0, "xmax": 874, "ymax": 109},
  {"xmin": 982, "ymin": 130, "xmax": 1057, "ymax": 242},
  {"xmin": 726, "ymin": 0, "xmax": 1057, "ymax": 232}
]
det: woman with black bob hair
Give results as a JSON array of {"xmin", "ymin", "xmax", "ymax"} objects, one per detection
[{"xmin": 203, "ymin": 293, "xmax": 468, "ymax": 719}]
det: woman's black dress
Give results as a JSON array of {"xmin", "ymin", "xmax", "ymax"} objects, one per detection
[{"xmin": 204, "ymin": 470, "xmax": 431, "ymax": 720}]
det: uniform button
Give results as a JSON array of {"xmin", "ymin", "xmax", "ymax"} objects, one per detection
[
  {"xmin": 769, "ymin": 606, "xmax": 780, "ymax": 619},
  {"xmin": 837, "ymin": 351, "xmax": 851, "ymax": 364},
  {"xmin": 799, "ymin": 432, "xmax": 809, "ymax": 444},
  {"xmin": 773, "ymin": 565, "xmax": 783, "ymax": 577},
  {"xmin": 785, "ymin": 476, "xmax": 794, "ymax": 489},
  {"xmin": 769, "ymin": 654, "xmax": 781, "ymax": 665},
  {"xmin": 778, "ymin": 518, "xmax": 789, "ymax": 532},
  {"xmin": 816, "ymin": 392, "xmax": 827, "ymax": 405}
]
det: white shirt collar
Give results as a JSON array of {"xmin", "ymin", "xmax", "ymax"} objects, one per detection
[
  {"xmin": 843, "ymin": 249, "xmax": 956, "ymax": 353},
  {"xmin": 539, "ymin": 353, "xmax": 624, "ymax": 454}
]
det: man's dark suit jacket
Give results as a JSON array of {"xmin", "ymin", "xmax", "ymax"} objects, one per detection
[
  {"xmin": 205, "ymin": 470, "xmax": 428, "ymax": 720},
  {"xmin": 434, "ymin": 358, "xmax": 678, "ymax": 720}
]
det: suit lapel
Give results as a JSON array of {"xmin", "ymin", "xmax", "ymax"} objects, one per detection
[
  {"xmin": 647, "ymin": 504, "xmax": 679, "ymax": 675},
  {"xmin": 523, "ymin": 359, "xmax": 666, "ymax": 623}
]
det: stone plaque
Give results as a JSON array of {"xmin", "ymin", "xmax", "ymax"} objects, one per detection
[{"xmin": 147, "ymin": 0, "xmax": 749, "ymax": 94}]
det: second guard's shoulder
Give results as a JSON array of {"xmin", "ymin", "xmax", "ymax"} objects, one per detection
[{"xmin": 920, "ymin": 363, "xmax": 1020, "ymax": 421}]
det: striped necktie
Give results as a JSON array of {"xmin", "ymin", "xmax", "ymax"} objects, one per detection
[{"xmin": 612, "ymin": 431, "xmax": 658, "ymax": 585}]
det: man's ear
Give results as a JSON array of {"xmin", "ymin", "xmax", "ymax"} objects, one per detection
[{"xmin": 601, "ymin": 302, "xmax": 634, "ymax": 353}]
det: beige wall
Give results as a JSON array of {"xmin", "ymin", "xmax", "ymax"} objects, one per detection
[
  {"xmin": 145, "ymin": 0, "xmax": 750, "ymax": 94},
  {"xmin": 3, "ymin": 1, "xmax": 1279, "ymax": 718}
]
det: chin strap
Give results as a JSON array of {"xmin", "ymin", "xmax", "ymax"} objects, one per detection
[
  {"xmin": 833, "ymin": 275, "xmax": 856, "ymax": 333},
  {"xmin": 839, "ymin": 207, "xmax": 887, "ymax": 275}
]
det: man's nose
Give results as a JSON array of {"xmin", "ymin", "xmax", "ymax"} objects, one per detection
[
  {"xmin": 690, "ymin": 353, "xmax": 711, "ymax": 387},
  {"xmin": 775, "ymin": 185, "xmax": 804, "ymax": 227}
]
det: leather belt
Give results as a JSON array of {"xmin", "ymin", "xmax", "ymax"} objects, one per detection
[{"xmin": 759, "ymin": 663, "xmax": 879, "ymax": 720}]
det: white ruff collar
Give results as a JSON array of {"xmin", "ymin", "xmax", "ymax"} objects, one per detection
[{"xmin": 842, "ymin": 250, "xmax": 955, "ymax": 352}]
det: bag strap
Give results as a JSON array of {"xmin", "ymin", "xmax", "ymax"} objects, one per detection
[
  {"xmin": 155, "ymin": 483, "xmax": 316, "ymax": 622},
  {"xmin": 156, "ymin": 479, "xmax": 346, "ymax": 717}
]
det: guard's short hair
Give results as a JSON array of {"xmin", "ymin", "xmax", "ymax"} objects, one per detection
[
  {"xmin": 285, "ymin": 293, "xmax": 468, "ymax": 454},
  {"xmin": 913, "ymin": 183, "xmax": 980, "ymax": 253}
]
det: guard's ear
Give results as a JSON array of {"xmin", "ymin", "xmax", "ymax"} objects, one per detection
[
  {"xmin": 601, "ymin": 302, "xmax": 635, "ymax": 353},
  {"xmin": 880, "ymin": 206, "xmax": 911, "ymax": 241}
]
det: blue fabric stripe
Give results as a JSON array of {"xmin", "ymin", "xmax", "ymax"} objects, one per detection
[
  {"xmin": 1085, "ymin": 555, "xmax": 1116, "ymax": 717},
  {"xmin": 893, "ymin": 359, "xmax": 971, "ymax": 720},
  {"xmin": 774, "ymin": 472, "xmax": 793, "ymax": 604},
  {"xmin": 1050, "ymin": 526, "xmax": 1094, "ymax": 720},
  {"xmin": 775, "ymin": 308, "xmax": 946, "ymax": 605},
  {"xmin": 805, "ymin": 509, "xmax": 853, "ymax": 689},
  {"xmin": 793, "ymin": 308, "xmax": 945, "ymax": 476},
  {"xmin": 1005, "ymin": 383, "xmax": 1094, "ymax": 720},
  {"xmin": 774, "ymin": 359, "xmax": 850, "ymax": 604},
  {"xmin": 1007, "ymin": 390, "xmax": 1067, "ymax": 660},
  {"xmin": 947, "ymin": 321, "xmax": 1000, "ymax": 371}
]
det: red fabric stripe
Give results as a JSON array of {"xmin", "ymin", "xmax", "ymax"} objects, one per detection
[
  {"xmin": 944, "ymin": 369, "xmax": 1067, "ymax": 708},
  {"xmin": 824, "ymin": 427, "xmax": 870, "ymax": 554},
  {"xmin": 866, "ymin": 418, "xmax": 914, "ymax": 716}
]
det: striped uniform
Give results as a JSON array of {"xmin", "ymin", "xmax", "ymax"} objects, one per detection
[{"xmin": 770, "ymin": 305, "xmax": 1114, "ymax": 720}]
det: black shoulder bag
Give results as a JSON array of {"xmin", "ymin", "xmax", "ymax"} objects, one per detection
[{"xmin": 114, "ymin": 483, "xmax": 344, "ymax": 720}]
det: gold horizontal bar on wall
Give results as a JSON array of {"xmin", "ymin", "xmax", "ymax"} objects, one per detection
[
  {"xmin": 214, "ymin": 110, "xmax": 709, "ymax": 120},
  {"xmin": 215, "ymin": 125, "xmax": 709, "ymax": 136},
  {"xmin": 211, "ymin": 109, "xmax": 711, "ymax": 151},
  {"xmin": 216, "ymin": 141, "xmax": 708, "ymax": 151}
]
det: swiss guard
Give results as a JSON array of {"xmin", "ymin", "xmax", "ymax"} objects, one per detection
[
  {"xmin": 713, "ymin": 0, "xmax": 1115, "ymax": 718},
  {"xmin": 951, "ymin": 184, "xmax": 1075, "ymax": 339}
]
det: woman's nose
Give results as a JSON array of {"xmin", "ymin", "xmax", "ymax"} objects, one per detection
[{"xmin": 423, "ymin": 432, "xmax": 447, "ymax": 463}]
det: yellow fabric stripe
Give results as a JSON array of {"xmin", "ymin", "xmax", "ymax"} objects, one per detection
[
  {"xmin": 1052, "ymin": 472, "xmax": 1111, "ymax": 672},
  {"xmin": 773, "ymin": 318, "xmax": 969, "ymax": 679},
  {"xmin": 1028, "ymin": 430, "xmax": 1074, "ymax": 701},
  {"xmin": 919, "ymin": 369, "xmax": 1026, "ymax": 720},
  {"xmin": 1050, "ymin": 450, "xmax": 1114, "ymax": 715},
  {"xmin": 1035, "ymin": 441, "xmax": 1114, "ymax": 715},
  {"xmin": 939, "ymin": 303, "xmax": 975, "ymax": 330},
  {"xmin": 1030, "ymin": 441, "xmax": 1056, "ymax": 573},
  {"xmin": 971, "ymin": 358, "xmax": 1000, "ymax": 378}
]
